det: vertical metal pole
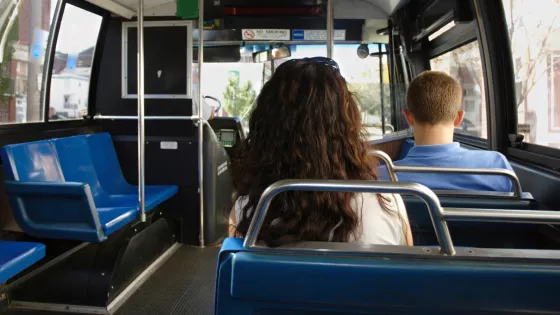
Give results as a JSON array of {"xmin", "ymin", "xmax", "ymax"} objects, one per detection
[
  {"xmin": 197, "ymin": 0, "xmax": 205, "ymax": 247},
  {"xmin": 326, "ymin": 0, "xmax": 334, "ymax": 58},
  {"xmin": 137, "ymin": 0, "xmax": 146, "ymax": 222},
  {"xmin": 399, "ymin": 46, "xmax": 409, "ymax": 86},
  {"xmin": 379, "ymin": 44, "xmax": 386, "ymax": 135},
  {"xmin": 41, "ymin": 0, "xmax": 63, "ymax": 122},
  {"xmin": 28, "ymin": 0, "xmax": 42, "ymax": 122}
]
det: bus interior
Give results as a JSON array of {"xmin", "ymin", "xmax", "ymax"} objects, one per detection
[{"xmin": 1, "ymin": 0, "xmax": 560, "ymax": 314}]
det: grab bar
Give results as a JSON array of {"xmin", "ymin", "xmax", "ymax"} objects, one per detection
[
  {"xmin": 443, "ymin": 208, "xmax": 560, "ymax": 224},
  {"xmin": 370, "ymin": 150, "xmax": 398, "ymax": 181},
  {"xmin": 94, "ymin": 114, "xmax": 199, "ymax": 121},
  {"xmin": 369, "ymin": 149, "xmax": 522, "ymax": 198},
  {"xmin": 243, "ymin": 179, "xmax": 456, "ymax": 255}
]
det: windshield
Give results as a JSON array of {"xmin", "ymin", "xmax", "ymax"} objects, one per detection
[{"xmin": 196, "ymin": 43, "xmax": 391, "ymax": 141}]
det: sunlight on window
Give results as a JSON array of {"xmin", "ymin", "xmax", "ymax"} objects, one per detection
[
  {"xmin": 0, "ymin": 0, "xmax": 54, "ymax": 124},
  {"xmin": 428, "ymin": 21, "xmax": 456, "ymax": 41},
  {"xmin": 503, "ymin": 0, "xmax": 560, "ymax": 148},
  {"xmin": 48, "ymin": 4, "xmax": 102, "ymax": 121}
]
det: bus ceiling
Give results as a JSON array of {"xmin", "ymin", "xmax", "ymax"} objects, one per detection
[
  {"xmin": 83, "ymin": 0, "xmax": 397, "ymax": 45},
  {"xmin": 84, "ymin": 0, "xmax": 406, "ymax": 20}
]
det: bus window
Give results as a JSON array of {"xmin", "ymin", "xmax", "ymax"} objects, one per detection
[
  {"xmin": 0, "ymin": 0, "xmax": 56, "ymax": 124},
  {"xmin": 430, "ymin": 41, "xmax": 488, "ymax": 139},
  {"xmin": 193, "ymin": 46, "xmax": 263, "ymax": 120},
  {"xmin": 502, "ymin": 0, "xmax": 560, "ymax": 149},
  {"xmin": 276, "ymin": 44, "xmax": 392, "ymax": 141},
  {"xmin": 48, "ymin": 4, "xmax": 102, "ymax": 121},
  {"xmin": 196, "ymin": 43, "xmax": 393, "ymax": 141}
]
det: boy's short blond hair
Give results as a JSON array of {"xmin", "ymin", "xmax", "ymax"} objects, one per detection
[{"xmin": 406, "ymin": 71, "xmax": 463, "ymax": 125}]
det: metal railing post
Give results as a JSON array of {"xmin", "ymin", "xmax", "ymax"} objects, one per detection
[
  {"xmin": 137, "ymin": 0, "xmax": 146, "ymax": 222},
  {"xmin": 198, "ymin": 0, "xmax": 205, "ymax": 247},
  {"xmin": 326, "ymin": 0, "xmax": 334, "ymax": 58}
]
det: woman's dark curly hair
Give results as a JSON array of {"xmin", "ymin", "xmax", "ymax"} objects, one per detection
[{"xmin": 231, "ymin": 57, "xmax": 387, "ymax": 246}]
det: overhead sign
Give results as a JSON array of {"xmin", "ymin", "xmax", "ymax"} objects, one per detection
[
  {"xmin": 242, "ymin": 29, "xmax": 290, "ymax": 41},
  {"xmin": 292, "ymin": 29, "xmax": 346, "ymax": 41}
]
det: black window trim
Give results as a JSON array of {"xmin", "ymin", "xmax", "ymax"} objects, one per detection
[
  {"xmin": 45, "ymin": 0, "xmax": 109, "ymax": 124},
  {"xmin": 453, "ymin": 132, "xmax": 488, "ymax": 149},
  {"xmin": 428, "ymin": 21, "xmax": 478, "ymax": 59},
  {"xmin": 508, "ymin": 147, "xmax": 560, "ymax": 171},
  {"xmin": 477, "ymin": 0, "xmax": 560, "ymax": 171}
]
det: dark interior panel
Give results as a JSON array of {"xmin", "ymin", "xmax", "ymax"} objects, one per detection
[
  {"xmin": 370, "ymin": 138, "xmax": 405, "ymax": 161},
  {"xmin": 127, "ymin": 26, "xmax": 188, "ymax": 95},
  {"xmin": 511, "ymin": 161, "xmax": 560, "ymax": 209}
]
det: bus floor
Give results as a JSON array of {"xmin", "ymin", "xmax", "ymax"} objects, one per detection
[{"xmin": 2, "ymin": 245, "xmax": 219, "ymax": 315}]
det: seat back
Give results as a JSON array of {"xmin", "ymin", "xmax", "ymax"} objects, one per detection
[
  {"xmin": 51, "ymin": 135, "xmax": 108, "ymax": 201},
  {"xmin": 216, "ymin": 238, "xmax": 560, "ymax": 315},
  {"xmin": 86, "ymin": 132, "xmax": 134, "ymax": 194},
  {"xmin": 1, "ymin": 141, "xmax": 64, "ymax": 182},
  {"xmin": 404, "ymin": 194, "xmax": 540, "ymax": 247}
]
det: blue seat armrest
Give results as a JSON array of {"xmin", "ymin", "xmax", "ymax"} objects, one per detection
[
  {"xmin": 5, "ymin": 181, "xmax": 95, "ymax": 196},
  {"xmin": 4, "ymin": 181, "xmax": 106, "ymax": 242}
]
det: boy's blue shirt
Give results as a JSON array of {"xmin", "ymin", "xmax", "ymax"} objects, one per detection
[{"xmin": 378, "ymin": 142, "xmax": 514, "ymax": 192}]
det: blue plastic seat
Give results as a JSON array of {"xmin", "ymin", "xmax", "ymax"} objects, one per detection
[
  {"xmin": 215, "ymin": 238, "xmax": 560, "ymax": 314},
  {"xmin": 1, "ymin": 134, "xmax": 178, "ymax": 242},
  {"xmin": 403, "ymin": 193, "xmax": 539, "ymax": 247},
  {"xmin": 85, "ymin": 133, "xmax": 178, "ymax": 207},
  {"xmin": 0, "ymin": 241, "xmax": 45, "ymax": 284},
  {"xmin": 398, "ymin": 138, "xmax": 415, "ymax": 160}
]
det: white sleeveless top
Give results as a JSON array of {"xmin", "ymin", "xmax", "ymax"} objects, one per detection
[{"xmin": 234, "ymin": 193, "xmax": 408, "ymax": 245}]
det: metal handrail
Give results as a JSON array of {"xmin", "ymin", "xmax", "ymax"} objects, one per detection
[
  {"xmin": 443, "ymin": 208, "xmax": 560, "ymax": 224},
  {"xmin": 370, "ymin": 150, "xmax": 398, "ymax": 181},
  {"xmin": 243, "ymin": 179, "xmax": 456, "ymax": 255},
  {"xmin": 94, "ymin": 114, "xmax": 199, "ymax": 121},
  {"xmin": 369, "ymin": 149, "xmax": 523, "ymax": 198}
]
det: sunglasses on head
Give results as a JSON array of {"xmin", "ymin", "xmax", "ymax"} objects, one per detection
[{"xmin": 277, "ymin": 57, "xmax": 340, "ymax": 71}]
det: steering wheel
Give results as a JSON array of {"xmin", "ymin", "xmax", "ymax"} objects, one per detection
[{"xmin": 203, "ymin": 95, "xmax": 222, "ymax": 113}]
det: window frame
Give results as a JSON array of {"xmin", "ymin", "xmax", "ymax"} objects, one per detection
[
  {"xmin": 480, "ymin": 0, "xmax": 560, "ymax": 170},
  {"xmin": 44, "ymin": 0, "xmax": 107, "ymax": 123},
  {"xmin": 474, "ymin": 0, "xmax": 518, "ymax": 152},
  {"xmin": 121, "ymin": 20, "xmax": 194, "ymax": 100},
  {"xmin": 0, "ymin": 0, "xmax": 65, "ymax": 128}
]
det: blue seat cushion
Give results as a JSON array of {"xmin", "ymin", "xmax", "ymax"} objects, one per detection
[
  {"xmin": 96, "ymin": 207, "xmax": 138, "ymax": 235},
  {"xmin": 0, "ymin": 241, "xmax": 46, "ymax": 284},
  {"xmin": 86, "ymin": 133, "xmax": 137, "ymax": 194},
  {"xmin": 53, "ymin": 134, "xmax": 178, "ymax": 212},
  {"xmin": 100, "ymin": 185, "xmax": 179, "ymax": 210}
]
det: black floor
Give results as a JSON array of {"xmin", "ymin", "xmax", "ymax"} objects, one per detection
[
  {"xmin": 117, "ymin": 245, "xmax": 218, "ymax": 315},
  {"xmin": 1, "ymin": 245, "xmax": 220, "ymax": 315}
]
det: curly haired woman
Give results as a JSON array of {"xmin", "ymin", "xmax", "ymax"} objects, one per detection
[{"xmin": 229, "ymin": 57, "xmax": 412, "ymax": 247}]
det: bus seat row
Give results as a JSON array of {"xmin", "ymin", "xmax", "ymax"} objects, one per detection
[
  {"xmin": 215, "ymin": 238, "xmax": 560, "ymax": 314},
  {"xmin": 404, "ymin": 193, "xmax": 537, "ymax": 226},
  {"xmin": 403, "ymin": 193, "xmax": 538, "ymax": 247},
  {"xmin": 0, "ymin": 133, "xmax": 178, "ymax": 242},
  {"xmin": 0, "ymin": 241, "xmax": 45, "ymax": 284}
]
